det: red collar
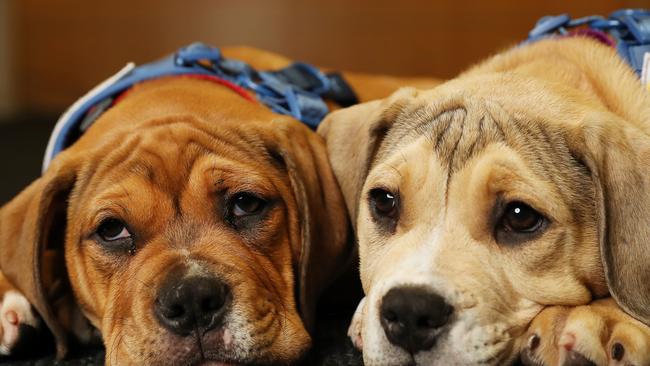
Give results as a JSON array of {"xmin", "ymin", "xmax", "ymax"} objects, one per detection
[{"xmin": 113, "ymin": 74, "xmax": 258, "ymax": 106}]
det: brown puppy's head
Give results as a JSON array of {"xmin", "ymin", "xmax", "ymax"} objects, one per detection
[
  {"xmin": 0, "ymin": 78, "xmax": 351, "ymax": 365},
  {"xmin": 319, "ymin": 61, "xmax": 650, "ymax": 364}
]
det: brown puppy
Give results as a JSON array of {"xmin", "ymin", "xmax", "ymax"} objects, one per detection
[
  {"xmin": 319, "ymin": 37, "xmax": 650, "ymax": 365},
  {"xmin": 0, "ymin": 47, "xmax": 438, "ymax": 365}
]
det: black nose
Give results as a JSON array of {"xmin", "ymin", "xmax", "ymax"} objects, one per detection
[
  {"xmin": 380, "ymin": 286, "xmax": 453, "ymax": 353},
  {"xmin": 155, "ymin": 275, "xmax": 230, "ymax": 336}
]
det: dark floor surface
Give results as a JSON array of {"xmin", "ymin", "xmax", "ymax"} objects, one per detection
[
  {"xmin": 0, "ymin": 116, "xmax": 364, "ymax": 365},
  {"xmin": 0, "ymin": 312, "xmax": 362, "ymax": 365}
]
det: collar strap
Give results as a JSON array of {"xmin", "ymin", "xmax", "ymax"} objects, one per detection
[
  {"xmin": 42, "ymin": 43, "xmax": 357, "ymax": 172},
  {"xmin": 527, "ymin": 9, "xmax": 650, "ymax": 76}
]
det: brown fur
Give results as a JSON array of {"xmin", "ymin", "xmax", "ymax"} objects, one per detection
[
  {"xmin": 0, "ymin": 272, "xmax": 15, "ymax": 303},
  {"xmin": 319, "ymin": 37, "xmax": 650, "ymax": 365}
]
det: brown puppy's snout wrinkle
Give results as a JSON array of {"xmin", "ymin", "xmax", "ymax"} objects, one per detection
[
  {"xmin": 380, "ymin": 286, "xmax": 453, "ymax": 354},
  {"xmin": 154, "ymin": 273, "xmax": 231, "ymax": 336}
]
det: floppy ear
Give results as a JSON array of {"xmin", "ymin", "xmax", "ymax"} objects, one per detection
[
  {"xmin": 317, "ymin": 87, "xmax": 417, "ymax": 229},
  {"xmin": 0, "ymin": 153, "xmax": 77, "ymax": 358},
  {"xmin": 268, "ymin": 120, "xmax": 354, "ymax": 330},
  {"xmin": 568, "ymin": 114, "xmax": 650, "ymax": 325}
]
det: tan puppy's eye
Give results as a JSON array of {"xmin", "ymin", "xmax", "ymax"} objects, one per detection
[
  {"xmin": 369, "ymin": 188, "xmax": 398, "ymax": 218},
  {"xmin": 502, "ymin": 202, "xmax": 543, "ymax": 233},
  {"xmin": 368, "ymin": 188, "xmax": 400, "ymax": 233},
  {"xmin": 231, "ymin": 193, "xmax": 266, "ymax": 217},
  {"xmin": 97, "ymin": 219, "xmax": 132, "ymax": 241},
  {"xmin": 495, "ymin": 201, "xmax": 547, "ymax": 245}
]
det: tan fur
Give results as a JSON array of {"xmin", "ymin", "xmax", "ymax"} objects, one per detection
[
  {"xmin": 522, "ymin": 299, "xmax": 650, "ymax": 366},
  {"xmin": 0, "ymin": 47, "xmax": 440, "ymax": 364},
  {"xmin": 320, "ymin": 37, "xmax": 650, "ymax": 365}
]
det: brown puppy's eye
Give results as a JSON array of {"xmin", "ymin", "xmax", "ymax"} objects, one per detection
[
  {"xmin": 97, "ymin": 219, "xmax": 131, "ymax": 241},
  {"xmin": 369, "ymin": 188, "xmax": 398, "ymax": 218},
  {"xmin": 232, "ymin": 193, "xmax": 266, "ymax": 217},
  {"xmin": 95, "ymin": 218, "xmax": 135, "ymax": 254},
  {"xmin": 502, "ymin": 202, "xmax": 543, "ymax": 233}
]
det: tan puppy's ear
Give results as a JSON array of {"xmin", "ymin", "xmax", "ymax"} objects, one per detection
[
  {"xmin": 0, "ymin": 153, "xmax": 77, "ymax": 358},
  {"xmin": 317, "ymin": 88, "xmax": 417, "ymax": 228},
  {"xmin": 568, "ymin": 114, "xmax": 650, "ymax": 325},
  {"xmin": 267, "ymin": 121, "xmax": 354, "ymax": 330}
]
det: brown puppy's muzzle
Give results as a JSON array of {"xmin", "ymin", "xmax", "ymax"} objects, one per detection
[{"xmin": 154, "ymin": 269, "xmax": 231, "ymax": 338}]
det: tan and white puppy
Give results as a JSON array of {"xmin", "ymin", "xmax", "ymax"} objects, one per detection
[{"xmin": 319, "ymin": 37, "xmax": 650, "ymax": 365}]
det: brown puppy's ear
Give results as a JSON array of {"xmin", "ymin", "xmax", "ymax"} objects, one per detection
[
  {"xmin": 0, "ymin": 153, "xmax": 77, "ymax": 358},
  {"xmin": 568, "ymin": 114, "xmax": 650, "ymax": 325},
  {"xmin": 317, "ymin": 88, "xmax": 416, "ymax": 229},
  {"xmin": 267, "ymin": 120, "xmax": 353, "ymax": 331}
]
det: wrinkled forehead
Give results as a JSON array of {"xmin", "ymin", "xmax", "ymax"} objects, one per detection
[
  {"xmin": 70, "ymin": 121, "xmax": 281, "ymax": 209},
  {"xmin": 370, "ymin": 100, "xmax": 595, "ymax": 212},
  {"xmin": 379, "ymin": 99, "xmax": 580, "ymax": 179}
]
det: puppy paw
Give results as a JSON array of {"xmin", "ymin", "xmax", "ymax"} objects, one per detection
[
  {"xmin": 348, "ymin": 297, "xmax": 366, "ymax": 351},
  {"xmin": 0, "ymin": 290, "xmax": 39, "ymax": 356},
  {"xmin": 520, "ymin": 298, "xmax": 650, "ymax": 366}
]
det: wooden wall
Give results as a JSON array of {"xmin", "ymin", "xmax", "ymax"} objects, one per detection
[
  {"xmin": 7, "ymin": 0, "xmax": 649, "ymax": 115},
  {"xmin": 0, "ymin": 0, "xmax": 14, "ymax": 118}
]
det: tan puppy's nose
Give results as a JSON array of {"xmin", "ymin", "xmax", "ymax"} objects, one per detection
[
  {"xmin": 380, "ymin": 286, "xmax": 453, "ymax": 353},
  {"xmin": 155, "ymin": 275, "xmax": 231, "ymax": 336}
]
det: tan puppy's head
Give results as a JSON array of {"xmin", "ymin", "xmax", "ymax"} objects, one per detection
[
  {"xmin": 319, "ymin": 39, "xmax": 650, "ymax": 365},
  {"xmin": 0, "ymin": 77, "xmax": 352, "ymax": 365}
]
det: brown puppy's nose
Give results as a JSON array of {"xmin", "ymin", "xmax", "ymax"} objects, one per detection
[
  {"xmin": 155, "ymin": 276, "xmax": 230, "ymax": 336},
  {"xmin": 380, "ymin": 286, "xmax": 453, "ymax": 353}
]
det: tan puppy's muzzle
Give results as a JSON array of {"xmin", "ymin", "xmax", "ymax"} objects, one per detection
[{"xmin": 378, "ymin": 286, "xmax": 452, "ymax": 353}]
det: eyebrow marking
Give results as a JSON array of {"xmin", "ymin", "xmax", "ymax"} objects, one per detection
[
  {"xmin": 490, "ymin": 114, "xmax": 507, "ymax": 143},
  {"xmin": 464, "ymin": 116, "xmax": 484, "ymax": 161},
  {"xmin": 534, "ymin": 122, "xmax": 575, "ymax": 209},
  {"xmin": 444, "ymin": 114, "xmax": 465, "ymax": 201},
  {"xmin": 511, "ymin": 118, "xmax": 561, "ymax": 189},
  {"xmin": 387, "ymin": 163, "xmax": 404, "ymax": 179},
  {"xmin": 434, "ymin": 113, "xmax": 454, "ymax": 150}
]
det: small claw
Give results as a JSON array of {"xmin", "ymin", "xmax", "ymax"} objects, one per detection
[{"xmin": 520, "ymin": 334, "xmax": 544, "ymax": 366}]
